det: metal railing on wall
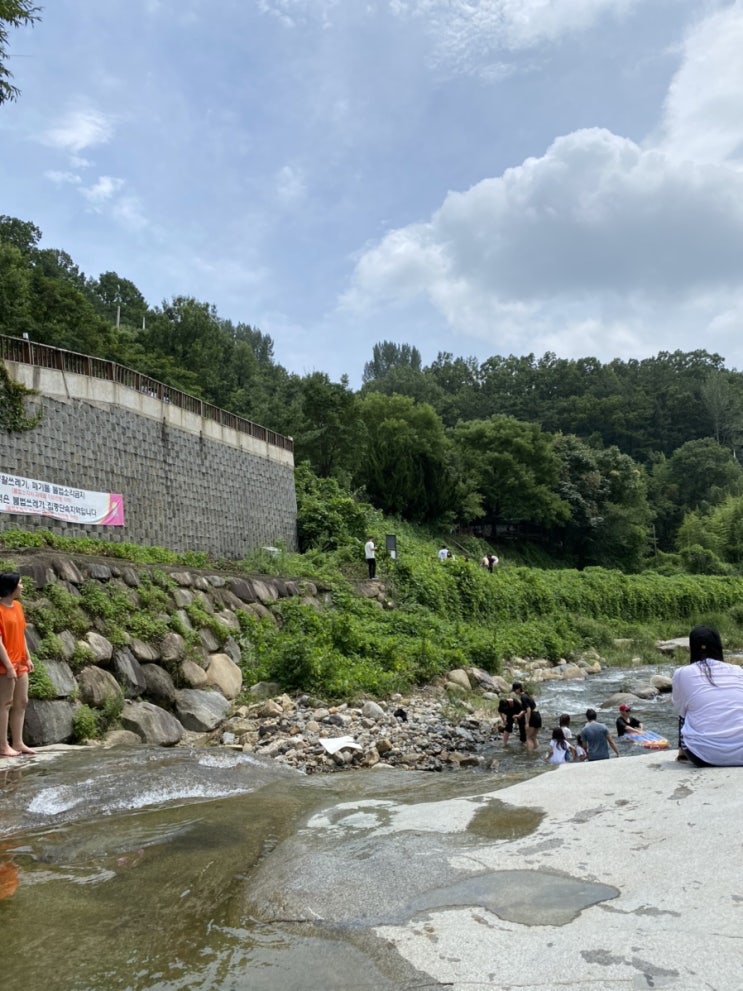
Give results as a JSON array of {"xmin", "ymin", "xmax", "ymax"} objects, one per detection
[{"xmin": 0, "ymin": 335, "xmax": 294, "ymax": 454}]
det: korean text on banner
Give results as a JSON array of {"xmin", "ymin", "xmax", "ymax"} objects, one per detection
[{"xmin": 0, "ymin": 473, "xmax": 125, "ymax": 526}]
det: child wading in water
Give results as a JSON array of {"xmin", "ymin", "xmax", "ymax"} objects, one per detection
[
  {"xmin": 0, "ymin": 573, "xmax": 36, "ymax": 757},
  {"xmin": 543, "ymin": 726, "xmax": 575, "ymax": 765}
]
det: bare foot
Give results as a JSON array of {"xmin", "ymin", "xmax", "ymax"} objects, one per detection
[
  {"xmin": 13, "ymin": 744, "xmax": 36, "ymax": 756},
  {"xmin": 0, "ymin": 746, "xmax": 21, "ymax": 758}
]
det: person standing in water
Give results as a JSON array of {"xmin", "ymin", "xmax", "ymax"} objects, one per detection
[
  {"xmin": 0, "ymin": 573, "xmax": 36, "ymax": 757},
  {"xmin": 581, "ymin": 708, "xmax": 620, "ymax": 761}
]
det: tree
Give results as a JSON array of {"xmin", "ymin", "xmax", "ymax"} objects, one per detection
[
  {"xmin": 452, "ymin": 416, "xmax": 570, "ymax": 527},
  {"xmin": 0, "ymin": 215, "xmax": 41, "ymax": 252},
  {"xmin": 362, "ymin": 341, "xmax": 422, "ymax": 384},
  {"xmin": 553, "ymin": 435, "xmax": 650, "ymax": 570},
  {"xmin": 355, "ymin": 393, "xmax": 454, "ymax": 521},
  {"xmin": 293, "ymin": 372, "xmax": 363, "ymax": 479},
  {"xmin": 87, "ymin": 271, "xmax": 148, "ymax": 328},
  {"xmin": 650, "ymin": 438, "xmax": 743, "ymax": 550},
  {"xmin": 0, "ymin": 2, "xmax": 40, "ymax": 105}
]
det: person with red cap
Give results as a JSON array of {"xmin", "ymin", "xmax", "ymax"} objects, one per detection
[{"xmin": 616, "ymin": 704, "xmax": 643, "ymax": 738}]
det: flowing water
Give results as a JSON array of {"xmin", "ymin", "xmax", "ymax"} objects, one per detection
[{"xmin": 1, "ymin": 663, "xmax": 677, "ymax": 991}]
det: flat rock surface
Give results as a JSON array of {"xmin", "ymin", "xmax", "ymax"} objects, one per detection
[{"xmin": 375, "ymin": 751, "xmax": 741, "ymax": 990}]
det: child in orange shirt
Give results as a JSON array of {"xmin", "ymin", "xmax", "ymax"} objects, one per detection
[{"xmin": 0, "ymin": 572, "xmax": 36, "ymax": 757}]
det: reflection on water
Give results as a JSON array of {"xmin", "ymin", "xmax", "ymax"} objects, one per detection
[{"xmin": 1, "ymin": 663, "xmax": 678, "ymax": 990}]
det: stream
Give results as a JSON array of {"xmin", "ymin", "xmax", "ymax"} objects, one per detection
[{"xmin": 2, "ymin": 663, "xmax": 678, "ymax": 991}]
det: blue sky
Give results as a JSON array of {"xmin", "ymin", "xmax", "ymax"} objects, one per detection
[{"xmin": 3, "ymin": 1, "xmax": 743, "ymax": 386}]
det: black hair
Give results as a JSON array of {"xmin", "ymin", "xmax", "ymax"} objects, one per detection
[
  {"xmin": 511, "ymin": 682, "xmax": 522, "ymax": 691},
  {"xmin": 551, "ymin": 726, "xmax": 568, "ymax": 750},
  {"xmin": 585, "ymin": 708, "xmax": 597, "ymax": 721},
  {"xmin": 0, "ymin": 572, "xmax": 21, "ymax": 598},
  {"xmin": 559, "ymin": 713, "xmax": 571, "ymax": 727},
  {"xmin": 689, "ymin": 625, "xmax": 723, "ymax": 685}
]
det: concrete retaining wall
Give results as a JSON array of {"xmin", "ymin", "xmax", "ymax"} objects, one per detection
[{"xmin": 0, "ymin": 362, "xmax": 297, "ymax": 558}]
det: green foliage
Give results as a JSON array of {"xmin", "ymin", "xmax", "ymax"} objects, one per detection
[
  {"xmin": 0, "ymin": 5, "xmax": 41, "ymax": 105},
  {"xmin": 71, "ymin": 705, "xmax": 100, "ymax": 742},
  {"xmin": 28, "ymin": 659, "xmax": 56, "ymax": 700},
  {"xmin": 185, "ymin": 601, "xmax": 229, "ymax": 646},
  {"xmin": 69, "ymin": 643, "xmax": 95, "ymax": 672},
  {"xmin": 0, "ymin": 361, "xmax": 41, "ymax": 432},
  {"xmin": 34, "ymin": 633, "xmax": 64, "ymax": 660},
  {"xmin": 295, "ymin": 462, "xmax": 374, "ymax": 552}
]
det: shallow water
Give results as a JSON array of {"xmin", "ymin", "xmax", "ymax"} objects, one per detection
[{"xmin": 1, "ymin": 663, "xmax": 677, "ymax": 991}]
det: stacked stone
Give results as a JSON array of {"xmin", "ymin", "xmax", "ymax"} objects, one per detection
[{"xmin": 18, "ymin": 553, "xmax": 318, "ymax": 748}]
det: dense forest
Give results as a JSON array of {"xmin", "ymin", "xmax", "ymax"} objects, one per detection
[{"xmin": 3, "ymin": 213, "xmax": 743, "ymax": 575}]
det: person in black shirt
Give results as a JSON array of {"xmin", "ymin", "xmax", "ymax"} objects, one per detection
[
  {"xmin": 512, "ymin": 681, "xmax": 542, "ymax": 751},
  {"xmin": 616, "ymin": 703, "xmax": 643, "ymax": 737},
  {"xmin": 497, "ymin": 694, "xmax": 523, "ymax": 745}
]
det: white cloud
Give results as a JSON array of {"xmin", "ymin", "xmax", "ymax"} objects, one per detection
[
  {"xmin": 658, "ymin": 3, "xmax": 743, "ymax": 164},
  {"xmin": 42, "ymin": 109, "xmax": 114, "ymax": 154},
  {"xmin": 82, "ymin": 176, "xmax": 125, "ymax": 204},
  {"xmin": 44, "ymin": 170, "xmax": 82, "ymax": 185},
  {"xmin": 344, "ymin": 3, "xmax": 743, "ymax": 361},
  {"xmin": 391, "ymin": 0, "xmax": 640, "ymax": 74}
]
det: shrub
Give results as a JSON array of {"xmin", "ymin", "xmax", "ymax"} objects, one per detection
[
  {"xmin": 28, "ymin": 660, "xmax": 56, "ymax": 700},
  {"xmin": 71, "ymin": 705, "xmax": 100, "ymax": 742}
]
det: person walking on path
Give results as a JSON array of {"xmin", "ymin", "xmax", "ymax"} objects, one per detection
[
  {"xmin": 364, "ymin": 537, "xmax": 376, "ymax": 580},
  {"xmin": 672, "ymin": 625, "xmax": 743, "ymax": 766},
  {"xmin": 0, "ymin": 573, "xmax": 36, "ymax": 757},
  {"xmin": 581, "ymin": 708, "xmax": 620, "ymax": 760}
]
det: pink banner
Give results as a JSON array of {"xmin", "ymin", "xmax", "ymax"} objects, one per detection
[{"xmin": 0, "ymin": 472, "xmax": 125, "ymax": 526}]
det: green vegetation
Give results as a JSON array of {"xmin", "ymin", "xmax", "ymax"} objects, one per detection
[
  {"xmin": 71, "ymin": 705, "xmax": 99, "ymax": 742},
  {"xmin": 7, "ymin": 518, "xmax": 743, "ymax": 702},
  {"xmin": 28, "ymin": 659, "xmax": 55, "ymax": 700}
]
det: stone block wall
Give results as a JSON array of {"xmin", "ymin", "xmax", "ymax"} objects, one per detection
[{"xmin": 0, "ymin": 364, "xmax": 297, "ymax": 558}]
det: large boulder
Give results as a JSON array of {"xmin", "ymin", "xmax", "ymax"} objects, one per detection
[
  {"xmin": 160, "ymin": 631, "xmax": 186, "ymax": 664},
  {"xmin": 120, "ymin": 700, "xmax": 183, "ymax": 746},
  {"xmin": 175, "ymin": 689, "xmax": 230, "ymax": 731},
  {"xmin": 84, "ymin": 631, "xmax": 114, "ymax": 665},
  {"xmin": 141, "ymin": 664, "xmax": 177, "ymax": 706},
  {"xmin": 24, "ymin": 700, "xmax": 74, "ymax": 746},
  {"xmin": 112, "ymin": 647, "xmax": 147, "ymax": 698},
  {"xmin": 205, "ymin": 653, "xmax": 243, "ymax": 699},
  {"xmin": 77, "ymin": 666, "xmax": 122, "ymax": 708},
  {"xmin": 180, "ymin": 660, "xmax": 208, "ymax": 688},
  {"xmin": 43, "ymin": 659, "xmax": 77, "ymax": 698}
]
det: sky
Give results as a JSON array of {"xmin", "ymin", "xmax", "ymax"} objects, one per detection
[{"xmin": 3, "ymin": 0, "xmax": 743, "ymax": 386}]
